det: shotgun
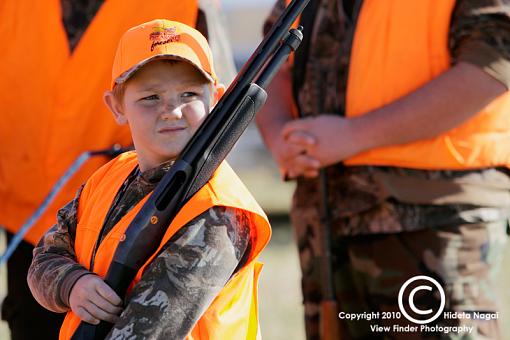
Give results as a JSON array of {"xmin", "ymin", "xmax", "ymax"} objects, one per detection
[{"xmin": 72, "ymin": 0, "xmax": 310, "ymax": 338}]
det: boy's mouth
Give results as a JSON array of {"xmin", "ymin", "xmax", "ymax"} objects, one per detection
[{"xmin": 158, "ymin": 126, "xmax": 186, "ymax": 133}]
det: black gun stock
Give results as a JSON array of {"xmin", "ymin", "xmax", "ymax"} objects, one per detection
[{"xmin": 71, "ymin": 1, "xmax": 308, "ymax": 339}]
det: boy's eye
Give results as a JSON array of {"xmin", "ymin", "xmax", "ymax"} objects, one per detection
[
  {"xmin": 182, "ymin": 92, "xmax": 199, "ymax": 99},
  {"xmin": 141, "ymin": 94, "xmax": 159, "ymax": 101}
]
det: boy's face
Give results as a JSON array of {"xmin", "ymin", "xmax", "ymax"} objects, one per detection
[{"xmin": 106, "ymin": 60, "xmax": 222, "ymax": 171}]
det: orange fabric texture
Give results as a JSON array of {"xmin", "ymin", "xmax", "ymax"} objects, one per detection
[
  {"xmin": 0, "ymin": 0, "xmax": 198, "ymax": 245},
  {"xmin": 345, "ymin": 0, "xmax": 510, "ymax": 169},
  {"xmin": 59, "ymin": 152, "xmax": 271, "ymax": 340}
]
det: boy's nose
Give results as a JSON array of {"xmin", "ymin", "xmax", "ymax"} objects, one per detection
[{"xmin": 160, "ymin": 103, "xmax": 183, "ymax": 120}]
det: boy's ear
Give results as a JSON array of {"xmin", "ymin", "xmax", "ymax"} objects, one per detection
[
  {"xmin": 104, "ymin": 91, "xmax": 127, "ymax": 125},
  {"xmin": 213, "ymin": 83, "xmax": 226, "ymax": 104}
]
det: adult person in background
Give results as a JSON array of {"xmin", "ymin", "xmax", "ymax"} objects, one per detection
[
  {"xmin": 257, "ymin": 0, "xmax": 510, "ymax": 339},
  {"xmin": 0, "ymin": 1, "xmax": 235, "ymax": 338}
]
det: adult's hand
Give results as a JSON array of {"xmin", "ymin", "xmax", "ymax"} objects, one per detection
[
  {"xmin": 282, "ymin": 114, "xmax": 364, "ymax": 170},
  {"xmin": 256, "ymin": 67, "xmax": 321, "ymax": 179},
  {"xmin": 271, "ymin": 129, "xmax": 321, "ymax": 178},
  {"xmin": 69, "ymin": 274, "xmax": 123, "ymax": 325}
]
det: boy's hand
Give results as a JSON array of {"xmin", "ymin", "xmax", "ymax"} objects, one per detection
[{"xmin": 69, "ymin": 274, "xmax": 123, "ymax": 325}]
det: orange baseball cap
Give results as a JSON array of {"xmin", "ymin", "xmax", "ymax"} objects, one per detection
[{"xmin": 111, "ymin": 19, "xmax": 217, "ymax": 89}]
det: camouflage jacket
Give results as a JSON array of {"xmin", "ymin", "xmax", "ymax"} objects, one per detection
[
  {"xmin": 28, "ymin": 161, "xmax": 253, "ymax": 339},
  {"xmin": 265, "ymin": 0, "xmax": 510, "ymax": 235}
]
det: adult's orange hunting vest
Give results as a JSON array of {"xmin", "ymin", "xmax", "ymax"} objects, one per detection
[
  {"xmin": 59, "ymin": 152, "xmax": 271, "ymax": 340},
  {"xmin": 344, "ymin": 0, "xmax": 510, "ymax": 169},
  {"xmin": 287, "ymin": 0, "xmax": 510, "ymax": 170},
  {"xmin": 0, "ymin": 1, "xmax": 199, "ymax": 245}
]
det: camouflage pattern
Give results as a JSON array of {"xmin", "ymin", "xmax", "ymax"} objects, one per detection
[
  {"xmin": 28, "ymin": 185, "xmax": 86, "ymax": 313},
  {"xmin": 293, "ymin": 166, "xmax": 510, "ymax": 236},
  {"xmin": 450, "ymin": 0, "xmax": 510, "ymax": 63},
  {"xmin": 28, "ymin": 159, "xmax": 253, "ymax": 339},
  {"xmin": 264, "ymin": 0, "xmax": 510, "ymax": 339},
  {"xmin": 109, "ymin": 206, "xmax": 252, "ymax": 339},
  {"xmin": 291, "ymin": 203, "xmax": 508, "ymax": 339},
  {"xmin": 98, "ymin": 162, "xmax": 172, "ymax": 242}
]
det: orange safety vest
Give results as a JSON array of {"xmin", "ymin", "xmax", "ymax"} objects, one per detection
[
  {"xmin": 286, "ymin": 0, "xmax": 510, "ymax": 170},
  {"xmin": 59, "ymin": 152, "xmax": 271, "ymax": 340},
  {"xmin": 0, "ymin": 0, "xmax": 199, "ymax": 245},
  {"xmin": 344, "ymin": 0, "xmax": 510, "ymax": 169}
]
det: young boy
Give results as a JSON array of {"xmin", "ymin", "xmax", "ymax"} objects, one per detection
[{"xmin": 28, "ymin": 19, "xmax": 271, "ymax": 340}]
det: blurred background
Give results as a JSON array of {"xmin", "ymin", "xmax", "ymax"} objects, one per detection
[
  {"xmin": 215, "ymin": 2, "xmax": 510, "ymax": 340},
  {"xmin": 1, "ymin": 1, "xmax": 510, "ymax": 340}
]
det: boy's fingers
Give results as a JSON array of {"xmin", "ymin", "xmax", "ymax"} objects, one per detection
[
  {"xmin": 76, "ymin": 306, "xmax": 99, "ymax": 325},
  {"xmin": 86, "ymin": 302, "xmax": 120, "ymax": 324},
  {"xmin": 95, "ymin": 282, "xmax": 123, "ymax": 306},
  {"xmin": 89, "ymin": 293, "xmax": 123, "ymax": 315}
]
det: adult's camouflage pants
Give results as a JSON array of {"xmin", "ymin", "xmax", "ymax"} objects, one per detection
[{"xmin": 290, "ymin": 209, "xmax": 508, "ymax": 340}]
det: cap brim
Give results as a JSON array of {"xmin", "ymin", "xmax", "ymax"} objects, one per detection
[{"xmin": 114, "ymin": 54, "xmax": 215, "ymax": 87}]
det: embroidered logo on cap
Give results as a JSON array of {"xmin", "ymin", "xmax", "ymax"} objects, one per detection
[{"xmin": 149, "ymin": 26, "xmax": 181, "ymax": 51}]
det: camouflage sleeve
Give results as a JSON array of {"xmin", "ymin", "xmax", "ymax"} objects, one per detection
[
  {"xmin": 450, "ymin": 0, "xmax": 510, "ymax": 88},
  {"xmin": 106, "ymin": 206, "xmax": 252, "ymax": 340},
  {"xmin": 27, "ymin": 185, "xmax": 92, "ymax": 313}
]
